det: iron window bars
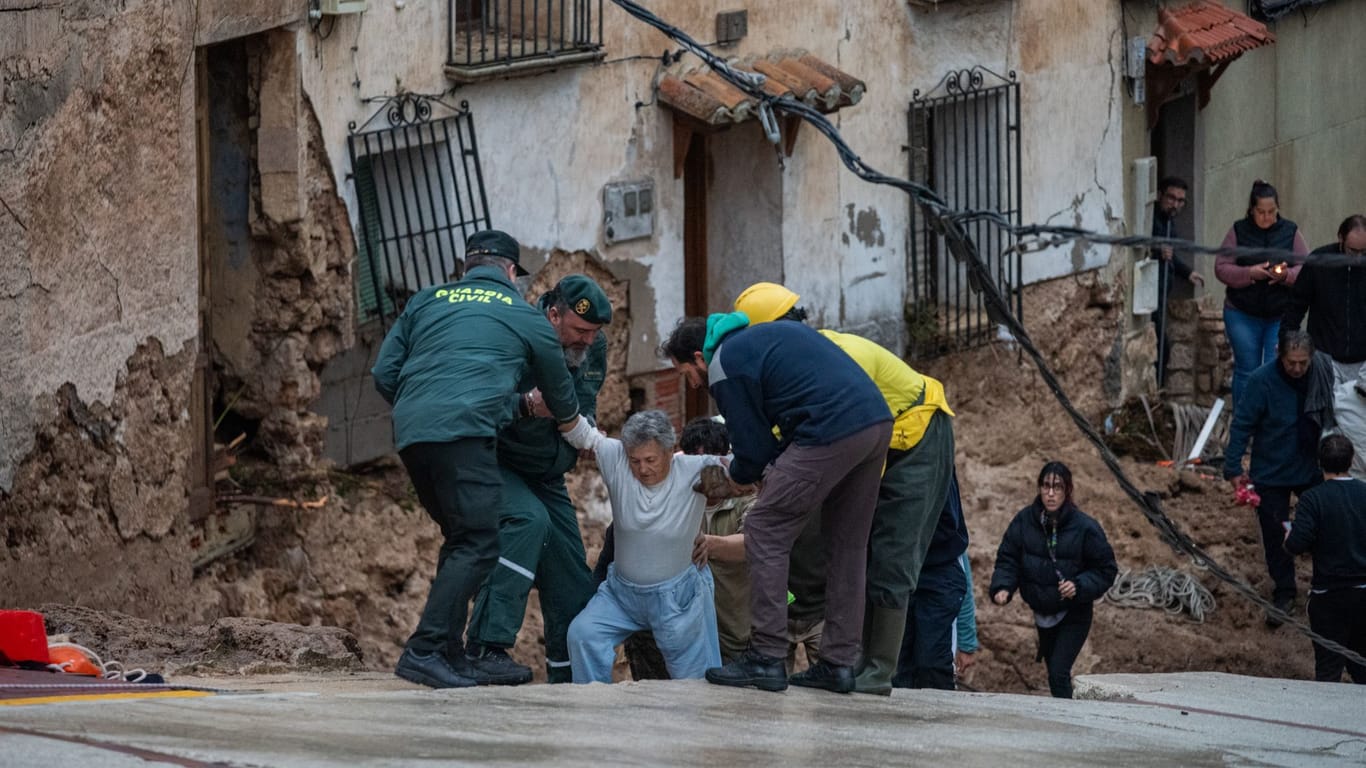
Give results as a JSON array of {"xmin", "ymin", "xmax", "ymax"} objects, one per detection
[
  {"xmin": 348, "ymin": 95, "xmax": 492, "ymax": 328},
  {"xmin": 447, "ymin": 0, "xmax": 605, "ymax": 81},
  {"xmin": 907, "ymin": 66, "xmax": 1023, "ymax": 358}
]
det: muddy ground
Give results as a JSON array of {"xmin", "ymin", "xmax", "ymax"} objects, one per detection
[{"xmin": 22, "ymin": 279, "xmax": 1316, "ymax": 691}]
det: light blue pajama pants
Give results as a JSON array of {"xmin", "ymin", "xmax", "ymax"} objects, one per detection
[{"xmin": 567, "ymin": 563, "xmax": 720, "ymax": 683}]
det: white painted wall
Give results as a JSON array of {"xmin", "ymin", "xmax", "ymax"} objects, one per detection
[
  {"xmin": 898, "ymin": 0, "xmax": 1127, "ymax": 290},
  {"xmin": 299, "ymin": 0, "xmax": 1127, "ymax": 371}
]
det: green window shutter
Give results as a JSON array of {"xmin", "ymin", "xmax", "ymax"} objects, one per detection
[{"xmin": 353, "ymin": 157, "xmax": 393, "ymax": 323}]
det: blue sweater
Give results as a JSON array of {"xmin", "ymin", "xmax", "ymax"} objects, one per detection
[
  {"xmin": 708, "ymin": 321, "xmax": 891, "ymax": 484},
  {"xmin": 1223, "ymin": 360, "xmax": 1320, "ymax": 487}
]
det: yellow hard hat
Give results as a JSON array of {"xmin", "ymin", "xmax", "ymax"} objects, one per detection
[{"xmin": 734, "ymin": 282, "xmax": 800, "ymax": 325}]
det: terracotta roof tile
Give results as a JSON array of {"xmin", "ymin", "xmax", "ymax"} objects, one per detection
[
  {"xmin": 1148, "ymin": 0, "xmax": 1274, "ymax": 67},
  {"xmin": 658, "ymin": 51, "xmax": 866, "ymax": 127}
]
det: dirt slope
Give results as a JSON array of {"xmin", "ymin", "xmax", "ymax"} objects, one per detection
[{"xmin": 923, "ymin": 279, "xmax": 1313, "ymax": 694}]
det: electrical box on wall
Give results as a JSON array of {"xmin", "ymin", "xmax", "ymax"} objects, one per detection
[
  {"xmin": 603, "ymin": 181, "xmax": 654, "ymax": 245},
  {"xmin": 1131, "ymin": 156, "xmax": 1159, "ymax": 316},
  {"xmin": 716, "ymin": 10, "xmax": 748, "ymax": 47},
  {"xmin": 319, "ymin": 0, "xmax": 367, "ymax": 15},
  {"xmin": 1126, "ymin": 35, "xmax": 1147, "ymax": 105}
]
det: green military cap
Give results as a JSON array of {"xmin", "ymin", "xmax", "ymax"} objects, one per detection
[
  {"xmin": 554, "ymin": 274, "xmax": 612, "ymax": 324},
  {"xmin": 465, "ymin": 229, "xmax": 529, "ymax": 276}
]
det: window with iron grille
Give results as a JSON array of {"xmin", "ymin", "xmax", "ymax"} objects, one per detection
[
  {"xmin": 906, "ymin": 67, "xmax": 1023, "ymax": 358},
  {"xmin": 348, "ymin": 95, "xmax": 492, "ymax": 328},
  {"xmin": 446, "ymin": 0, "xmax": 605, "ymax": 83}
]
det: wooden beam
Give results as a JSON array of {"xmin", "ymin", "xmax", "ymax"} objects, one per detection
[
  {"xmin": 782, "ymin": 116, "xmax": 801, "ymax": 157},
  {"xmin": 673, "ymin": 119, "xmax": 693, "ymax": 180}
]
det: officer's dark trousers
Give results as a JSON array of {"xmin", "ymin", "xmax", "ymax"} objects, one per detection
[
  {"xmin": 1035, "ymin": 604, "xmax": 1093, "ymax": 699},
  {"xmin": 891, "ymin": 556, "xmax": 966, "ymax": 690},
  {"xmin": 1255, "ymin": 486, "xmax": 1301, "ymax": 603},
  {"xmin": 1307, "ymin": 588, "xmax": 1366, "ymax": 684},
  {"xmin": 468, "ymin": 468, "xmax": 594, "ymax": 681},
  {"xmin": 745, "ymin": 421, "xmax": 892, "ymax": 667},
  {"xmin": 400, "ymin": 438, "xmax": 501, "ymax": 659}
]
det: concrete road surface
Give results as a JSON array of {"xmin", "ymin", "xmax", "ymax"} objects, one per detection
[{"xmin": 2, "ymin": 672, "xmax": 1362, "ymax": 767}]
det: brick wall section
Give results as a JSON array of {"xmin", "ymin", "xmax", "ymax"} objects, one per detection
[
  {"xmin": 1163, "ymin": 300, "xmax": 1231, "ymax": 402},
  {"xmin": 1196, "ymin": 307, "xmax": 1233, "ymax": 399},
  {"xmin": 630, "ymin": 369, "xmax": 684, "ymax": 434}
]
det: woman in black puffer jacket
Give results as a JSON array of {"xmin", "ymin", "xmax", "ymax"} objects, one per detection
[{"xmin": 989, "ymin": 462, "xmax": 1118, "ymax": 698}]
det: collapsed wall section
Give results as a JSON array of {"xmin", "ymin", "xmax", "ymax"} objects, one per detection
[{"xmin": 1, "ymin": 12, "xmax": 356, "ymax": 623}]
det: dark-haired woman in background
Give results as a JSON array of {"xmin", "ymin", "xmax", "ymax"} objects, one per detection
[
  {"xmin": 1215, "ymin": 180, "xmax": 1310, "ymax": 405},
  {"xmin": 989, "ymin": 462, "xmax": 1117, "ymax": 698}
]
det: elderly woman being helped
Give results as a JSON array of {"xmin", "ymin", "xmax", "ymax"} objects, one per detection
[{"xmin": 565, "ymin": 410, "xmax": 724, "ymax": 682}]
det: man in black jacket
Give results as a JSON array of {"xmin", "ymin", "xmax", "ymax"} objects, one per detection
[
  {"xmin": 1284, "ymin": 434, "xmax": 1366, "ymax": 684},
  {"xmin": 1150, "ymin": 177, "xmax": 1205, "ymax": 385},
  {"xmin": 1282, "ymin": 214, "xmax": 1366, "ymax": 381}
]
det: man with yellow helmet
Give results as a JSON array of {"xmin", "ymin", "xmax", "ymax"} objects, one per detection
[{"xmin": 734, "ymin": 282, "xmax": 967, "ymax": 694}]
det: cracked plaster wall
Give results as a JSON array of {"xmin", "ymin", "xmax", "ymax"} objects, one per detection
[
  {"xmin": 897, "ymin": 0, "xmax": 1130, "ymax": 399},
  {"xmin": 1, "ymin": 4, "xmax": 355, "ymax": 619},
  {"xmin": 0, "ymin": 0, "xmax": 200, "ymax": 494}
]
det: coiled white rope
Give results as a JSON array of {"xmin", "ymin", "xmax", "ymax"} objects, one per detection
[
  {"xmin": 46, "ymin": 641, "xmax": 150, "ymax": 683},
  {"xmin": 1106, "ymin": 566, "xmax": 1216, "ymax": 623}
]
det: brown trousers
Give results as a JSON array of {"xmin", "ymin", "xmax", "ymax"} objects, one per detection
[{"xmin": 744, "ymin": 421, "xmax": 892, "ymax": 666}]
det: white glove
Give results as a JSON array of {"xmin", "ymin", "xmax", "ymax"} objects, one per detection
[{"xmin": 561, "ymin": 416, "xmax": 597, "ymax": 450}]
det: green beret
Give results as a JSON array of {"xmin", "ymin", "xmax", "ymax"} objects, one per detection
[{"xmin": 555, "ymin": 274, "xmax": 612, "ymax": 324}]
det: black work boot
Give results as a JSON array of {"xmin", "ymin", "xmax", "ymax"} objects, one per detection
[
  {"xmin": 460, "ymin": 646, "xmax": 534, "ymax": 686},
  {"xmin": 395, "ymin": 648, "xmax": 477, "ymax": 689},
  {"xmin": 790, "ymin": 658, "xmax": 856, "ymax": 694},
  {"xmin": 705, "ymin": 648, "xmax": 788, "ymax": 692}
]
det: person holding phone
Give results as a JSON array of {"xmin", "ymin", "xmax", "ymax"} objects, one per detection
[{"xmin": 1215, "ymin": 180, "xmax": 1310, "ymax": 405}]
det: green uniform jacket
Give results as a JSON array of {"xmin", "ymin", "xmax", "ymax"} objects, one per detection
[
  {"xmin": 498, "ymin": 329, "xmax": 607, "ymax": 481},
  {"xmin": 372, "ymin": 266, "xmax": 579, "ymax": 450}
]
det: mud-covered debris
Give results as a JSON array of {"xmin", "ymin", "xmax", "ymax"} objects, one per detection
[{"xmin": 38, "ymin": 604, "xmax": 363, "ymax": 676}]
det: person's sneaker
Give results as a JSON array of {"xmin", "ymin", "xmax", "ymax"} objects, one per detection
[
  {"xmin": 394, "ymin": 648, "xmax": 477, "ymax": 689},
  {"xmin": 789, "ymin": 658, "xmax": 856, "ymax": 694},
  {"xmin": 705, "ymin": 648, "xmax": 788, "ymax": 692},
  {"xmin": 461, "ymin": 647, "xmax": 533, "ymax": 686},
  {"xmin": 1265, "ymin": 597, "xmax": 1294, "ymax": 629}
]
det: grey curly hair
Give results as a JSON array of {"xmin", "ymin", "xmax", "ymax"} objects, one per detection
[{"xmin": 620, "ymin": 410, "xmax": 677, "ymax": 452}]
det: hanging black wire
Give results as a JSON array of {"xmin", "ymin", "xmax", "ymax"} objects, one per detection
[{"xmin": 606, "ymin": 0, "xmax": 1366, "ymax": 668}]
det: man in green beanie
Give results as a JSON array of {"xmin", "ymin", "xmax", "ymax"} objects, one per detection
[
  {"xmin": 374, "ymin": 230, "xmax": 597, "ymax": 689},
  {"xmin": 465, "ymin": 273, "xmax": 613, "ymax": 684}
]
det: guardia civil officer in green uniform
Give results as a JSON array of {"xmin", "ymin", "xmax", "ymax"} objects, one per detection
[
  {"xmin": 373, "ymin": 230, "xmax": 598, "ymax": 689},
  {"xmin": 465, "ymin": 274, "xmax": 612, "ymax": 684}
]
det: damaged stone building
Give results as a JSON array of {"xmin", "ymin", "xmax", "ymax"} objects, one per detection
[{"xmin": 3, "ymin": 0, "xmax": 1363, "ymax": 663}]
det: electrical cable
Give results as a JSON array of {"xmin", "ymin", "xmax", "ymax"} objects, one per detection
[{"xmin": 605, "ymin": 0, "xmax": 1366, "ymax": 669}]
